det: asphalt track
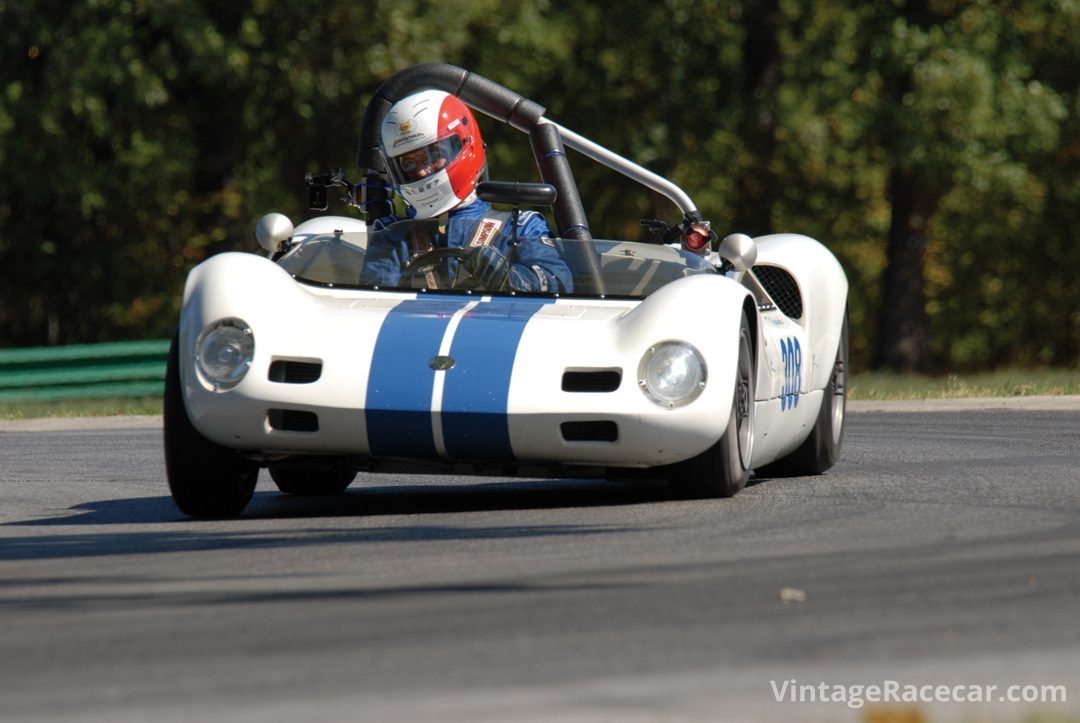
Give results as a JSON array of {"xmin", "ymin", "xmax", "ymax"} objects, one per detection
[{"xmin": 1, "ymin": 399, "xmax": 1078, "ymax": 722}]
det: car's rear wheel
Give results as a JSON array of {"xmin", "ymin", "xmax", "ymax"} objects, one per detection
[
  {"xmin": 670, "ymin": 311, "xmax": 754, "ymax": 498},
  {"xmin": 758, "ymin": 310, "xmax": 848, "ymax": 477},
  {"xmin": 164, "ymin": 331, "xmax": 258, "ymax": 518},
  {"xmin": 269, "ymin": 461, "xmax": 356, "ymax": 495}
]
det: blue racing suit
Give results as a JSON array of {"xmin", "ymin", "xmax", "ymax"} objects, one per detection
[{"xmin": 360, "ymin": 200, "xmax": 573, "ymax": 293}]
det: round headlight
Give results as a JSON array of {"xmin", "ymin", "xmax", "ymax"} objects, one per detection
[
  {"xmin": 196, "ymin": 318, "xmax": 254, "ymax": 391},
  {"xmin": 638, "ymin": 341, "xmax": 706, "ymax": 408}
]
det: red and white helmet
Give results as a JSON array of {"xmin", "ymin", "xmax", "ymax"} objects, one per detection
[{"xmin": 380, "ymin": 90, "xmax": 486, "ymax": 218}]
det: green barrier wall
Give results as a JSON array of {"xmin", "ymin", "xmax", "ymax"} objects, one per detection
[{"xmin": 0, "ymin": 340, "xmax": 170, "ymax": 402}]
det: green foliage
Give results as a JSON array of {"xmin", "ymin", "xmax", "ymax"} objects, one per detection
[{"xmin": 0, "ymin": 0, "xmax": 1076, "ymax": 371}]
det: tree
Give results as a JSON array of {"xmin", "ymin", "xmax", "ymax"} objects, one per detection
[
  {"xmin": 775, "ymin": 0, "xmax": 1069, "ymax": 371},
  {"xmin": 0, "ymin": 0, "xmax": 534, "ymax": 345},
  {"xmin": 1, "ymin": 0, "xmax": 1075, "ymax": 373}
]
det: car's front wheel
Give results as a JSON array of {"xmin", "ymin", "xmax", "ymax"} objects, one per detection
[
  {"xmin": 669, "ymin": 311, "xmax": 755, "ymax": 498},
  {"xmin": 164, "ymin": 331, "xmax": 258, "ymax": 518}
]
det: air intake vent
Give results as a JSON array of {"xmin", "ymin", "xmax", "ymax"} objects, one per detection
[
  {"xmin": 561, "ymin": 421, "xmax": 618, "ymax": 442},
  {"xmin": 562, "ymin": 370, "xmax": 621, "ymax": 392},
  {"xmin": 752, "ymin": 265, "xmax": 803, "ymax": 319},
  {"xmin": 269, "ymin": 360, "xmax": 323, "ymax": 384},
  {"xmin": 268, "ymin": 409, "xmax": 319, "ymax": 432}
]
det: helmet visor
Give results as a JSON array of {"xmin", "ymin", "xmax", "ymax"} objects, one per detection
[{"xmin": 389, "ymin": 136, "xmax": 463, "ymax": 184}]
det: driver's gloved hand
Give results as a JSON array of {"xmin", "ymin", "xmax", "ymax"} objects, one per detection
[
  {"xmin": 461, "ymin": 245, "xmax": 508, "ymax": 287},
  {"xmin": 462, "ymin": 245, "xmax": 545, "ymax": 292},
  {"xmin": 505, "ymin": 265, "xmax": 543, "ymax": 292},
  {"xmin": 467, "ymin": 244, "xmax": 504, "ymax": 271}
]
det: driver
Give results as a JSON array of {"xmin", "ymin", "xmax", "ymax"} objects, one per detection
[{"xmin": 359, "ymin": 90, "xmax": 572, "ymax": 293}]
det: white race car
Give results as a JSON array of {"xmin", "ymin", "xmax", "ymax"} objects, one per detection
[{"xmin": 164, "ymin": 63, "xmax": 848, "ymax": 518}]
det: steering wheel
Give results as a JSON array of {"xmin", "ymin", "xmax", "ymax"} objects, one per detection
[{"xmin": 401, "ymin": 246, "xmax": 508, "ymax": 291}]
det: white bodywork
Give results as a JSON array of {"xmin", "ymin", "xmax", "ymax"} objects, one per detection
[{"xmin": 179, "ymin": 216, "xmax": 848, "ymax": 474}]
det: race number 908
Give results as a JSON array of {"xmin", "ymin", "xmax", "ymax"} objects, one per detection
[{"xmin": 780, "ymin": 337, "xmax": 801, "ymax": 411}]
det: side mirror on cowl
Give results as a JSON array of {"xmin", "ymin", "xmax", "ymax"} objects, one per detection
[
  {"xmin": 254, "ymin": 213, "xmax": 295, "ymax": 253},
  {"xmin": 717, "ymin": 233, "xmax": 757, "ymax": 279}
]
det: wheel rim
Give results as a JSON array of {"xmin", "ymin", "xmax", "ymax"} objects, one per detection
[
  {"xmin": 829, "ymin": 354, "xmax": 846, "ymax": 446},
  {"xmin": 736, "ymin": 333, "xmax": 754, "ymax": 468}
]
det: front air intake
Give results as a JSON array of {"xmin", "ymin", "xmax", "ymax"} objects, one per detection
[
  {"xmin": 562, "ymin": 370, "xmax": 622, "ymax": 392},
  {"xmin": 560, "ymin": 421, "xmax": 618, "ymax": 443},
  {"xmin": 268, "ymin": 409, "xmax": 319, "ymax": 432},
  {"xmin": 752, "ymin": 265, "xmax": 803, "ymax": 319},
  {"xmin": 269, "ymin": 360, "xmax": 323, "ymax": 384}
]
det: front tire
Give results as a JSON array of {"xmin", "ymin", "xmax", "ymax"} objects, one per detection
[
  {"xmin": 670, "ymin": 311, "xmax": 755, "ymax": 498},
  {"xmin": 163, "ymin": 331, "xmax": 258, "ymax": 518}
]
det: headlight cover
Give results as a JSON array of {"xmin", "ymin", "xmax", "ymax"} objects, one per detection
[
  {"xmin": 638, "ymin": 341, "xmax": 707, "ymax": 408},
  {"xmin": 195, "ymin": 318, "xmax": 254, "ymax": 391}
]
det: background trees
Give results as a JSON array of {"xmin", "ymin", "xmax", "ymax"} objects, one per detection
[{"xmin": 1, "ymin": 0, "xmax": 1076, "ymax": 372}]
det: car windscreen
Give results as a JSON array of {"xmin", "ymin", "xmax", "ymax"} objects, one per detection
[{"xmin": 276, "ymin": 218, "xmax": 717, "ymax": 298}]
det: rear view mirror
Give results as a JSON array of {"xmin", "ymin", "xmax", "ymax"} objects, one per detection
[
  {"xmin": 254, "ymin": 213, "xmax": 295, "ymax": 252},
  {"xmin": 717, "ymin": 233, "xmax": 758, "ymax": 278},
  {"xmin": 477, "ymin": 181, "xmax": 557, "ymax": 207}
]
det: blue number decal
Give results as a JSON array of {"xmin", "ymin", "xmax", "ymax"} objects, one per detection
[{"xmin": 780, "ymin": 336, "xmax": 801, "ymax": 411}]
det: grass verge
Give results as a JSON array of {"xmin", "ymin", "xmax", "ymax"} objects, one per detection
[
  {"xmin": 0, "ymin": 396, "xmax": 163, "ymax": 420},
  {"xmin": 849, "ymin": 368, "xmax": 1079, "ymax": 401}
]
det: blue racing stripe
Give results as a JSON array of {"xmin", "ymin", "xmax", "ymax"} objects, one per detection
[
  {"xmin": 365, "ymin": 297, "xmax": 472, "ymax": 457},
  {"xmin": 441, "ymin": 298, "xmax": 554, "ymax": 459}
]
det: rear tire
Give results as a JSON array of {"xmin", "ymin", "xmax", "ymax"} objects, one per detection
[
  {"xmin": 163, "ymin": 331, "xmax": 258, "ymax": 518},
  {"xmin": 670, "ymin": 311, "xmax": 755, "ymax": 498},
  {"xmin": 269, "ymin": 462, "xmax": 356, "ymax": 495},
  {"xmin": 758, "ymin": 310, "xmax": 848, "ymax": 477}
]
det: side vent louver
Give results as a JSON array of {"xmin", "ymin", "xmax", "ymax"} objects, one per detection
[{"xmin": 751, "ymin": 265, "xmax": 803, "ymax": 319}]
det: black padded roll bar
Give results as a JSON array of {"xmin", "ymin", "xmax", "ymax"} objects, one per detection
[{"xmin": 355, "ymin": 63, "xmax": 604, "ymax": 294}]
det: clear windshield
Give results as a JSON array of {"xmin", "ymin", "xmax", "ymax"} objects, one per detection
[{"xmin": 276, "ymin": 218, "xmax": 717, "ymax": 298}]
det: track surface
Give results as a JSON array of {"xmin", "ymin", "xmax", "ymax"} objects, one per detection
[{"xmin": 1, "ymin": 403, "xmax": 1078, "ymax": 722}]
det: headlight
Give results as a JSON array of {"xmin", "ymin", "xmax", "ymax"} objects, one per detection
[
  {"xmin": 638, "ymin": 341, "xmax": 706, "ymax": 408},
  {"xmin": 196, "ymin": 318, "xmax": 254, "ymax": 391}
]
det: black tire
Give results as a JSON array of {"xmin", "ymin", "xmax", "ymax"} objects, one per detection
[
  {"xmin": 163, "ymin": 331, "xmax": 258, "ymax": 518},
  {"xmin": 269, "ymin": 462, "xmax": 356, "ymax": 495},
  {"xmin": 757, "ymin": 310, "xmax": 848, "ymax": 477},
  {"xmin": 670, "ymin": 311, "xmax": 755, "ymax": 498}
]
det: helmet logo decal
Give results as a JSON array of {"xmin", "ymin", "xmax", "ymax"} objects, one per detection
[
  {"xmin": 392, "ymin": 131, "xmax": 424, "ymax": 148},
  {"xmin": 397, "ymin": 119, "xmax": 414, "ymax": 133}
]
